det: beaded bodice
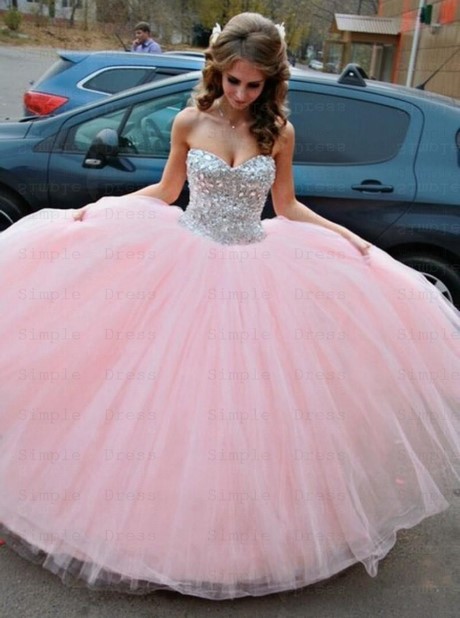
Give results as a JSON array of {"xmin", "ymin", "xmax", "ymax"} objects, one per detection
[{"xmin": 178, "ymin": 148, "xmax": 276, "ymax": 244}]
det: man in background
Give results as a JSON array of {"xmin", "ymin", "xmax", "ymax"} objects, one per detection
[{"xmin": 131, "ymin": 22, "xmax": 162, "ymax": 54}]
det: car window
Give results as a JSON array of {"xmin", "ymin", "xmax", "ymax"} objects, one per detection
[
  {"xmin": 64, "ymin": 109, "xmax": 127, "ymax": 151},
  {"xmin": 82, "ymin": 68, "xmax": 156, "ymax": 94},
  {"xmin": 63, "ymin": 91, "xmax": 190, "ymax": 155},
  {"xmin": 288, "ymin": 90, "xmax": 410, "ymax": 164},
  {"xmin": 120, "ymin": 92, "xmax": 190, "ymax": 156}
]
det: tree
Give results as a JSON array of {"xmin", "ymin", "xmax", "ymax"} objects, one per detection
[
  {"xmin": 68, "ymin": 0, "xmax": 82, "ymax": 28},
  {"xmin": 193, "ymin": 0, "xmax": 309, "ymax": 53},
  {"xmin": 93, "ymin": 0, "xmax": 378, "ymax": 53},
  {"xmin": 309, "ymin": 0, "xmax": 378, "ymax": 45}
]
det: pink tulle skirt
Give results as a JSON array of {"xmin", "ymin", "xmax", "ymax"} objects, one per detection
[{"xmin": 0, "ymin": 196, "xmax": 459, "ymax": 599}]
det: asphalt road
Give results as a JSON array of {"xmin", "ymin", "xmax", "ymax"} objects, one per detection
[
  {"xmin": 0, "ymin": 44, "xmax": 459, "ymax": 618},
  {"xmin": 0, "ymin": 45, "xmax": 58, "ymax": 120}
]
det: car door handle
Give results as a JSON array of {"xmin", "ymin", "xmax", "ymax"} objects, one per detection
[
  {"xmin": 83, "ymin": 157, "xmax": 104, "ymax": 168},
  {"xmin": 351, "ymin": 180, "xmax": 394, "ymax": 193}
]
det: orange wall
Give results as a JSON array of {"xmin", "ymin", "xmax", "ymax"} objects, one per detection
[{"xmin": 380, "ymin": 0, "xmax": 460, "ymax": 96}]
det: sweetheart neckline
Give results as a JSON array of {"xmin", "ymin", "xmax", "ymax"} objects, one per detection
[{"xmin": 188, "ymin": 148, "xmax": 275, "ymax": 171}]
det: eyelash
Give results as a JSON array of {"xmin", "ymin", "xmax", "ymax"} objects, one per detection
[{"xmin": 227, "ymin": 77, "xmax": 261, "ymax": 89}]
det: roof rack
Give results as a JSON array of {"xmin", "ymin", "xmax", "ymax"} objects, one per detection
[{"xmin": 338, "ymin": 64, "xmax": 368, "ymax": 87}]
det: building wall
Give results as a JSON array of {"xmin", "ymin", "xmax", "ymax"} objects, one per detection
[{"xmin": 380, "ymin": 0, "xmax": 460, "ymax": 97}]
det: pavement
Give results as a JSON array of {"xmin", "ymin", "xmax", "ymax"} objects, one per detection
[{"xmin": 0, "ymin": 492, "xmax": 459, "ymax": 618}]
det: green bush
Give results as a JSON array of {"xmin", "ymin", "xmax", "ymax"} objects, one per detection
[{"xmin": 4, "ymin": 8, "xmax": 22, "ymax": 32}]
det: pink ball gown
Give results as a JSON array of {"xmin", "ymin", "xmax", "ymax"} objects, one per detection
[{"xmin": 0, "ymin": 148, "xmax": 459, "ymax": 600}]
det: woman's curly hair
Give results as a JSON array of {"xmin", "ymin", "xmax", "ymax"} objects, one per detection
[{"xmin": 193, "ymin": 13, "xmax": 290, "ymax": 155}]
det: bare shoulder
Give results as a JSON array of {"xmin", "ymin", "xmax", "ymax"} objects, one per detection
[
  {"xmin": 172, "ymin": 105, "xmax": 214, "ymax": 142},
  {"xmin": 169, "ymin": 107, "xmax": 203, "ymax": 150},
  {"xmin": 173, "ymin": 106, "xmax": 201, "ymax": 130},
  {"xmin": 278, "ymin": 120, "xmax": 295, "ymax": 146},
  {"xmin": 273, "ymin": 121, "xmax": 295, "ymax": 158}
]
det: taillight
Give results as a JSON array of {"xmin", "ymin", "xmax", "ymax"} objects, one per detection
[{"xmin": 23, "ymin": 91, "xmax": 69, "ymax": 116}]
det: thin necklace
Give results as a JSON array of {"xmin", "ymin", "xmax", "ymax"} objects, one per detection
[{"xmin": 217, "ymin": 101, "xmax": 239, "ymax": 130}]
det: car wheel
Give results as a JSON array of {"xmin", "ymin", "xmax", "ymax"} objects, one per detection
[
  {"xmin": 398, "ymin": 253, "xmax": 460, "ymax": 307},
  {"xmin": 0, "ymin": 189, "xmax": 26, "ymax": 232}
]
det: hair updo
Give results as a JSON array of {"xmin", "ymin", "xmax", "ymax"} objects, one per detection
[{"xmin": 193, "ymin": 12, "xmax": 290, "ymax": 154}]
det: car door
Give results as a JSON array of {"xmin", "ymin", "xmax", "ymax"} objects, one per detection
[
  {"xmin": 286, "ymin": 82, "xmax": 424, "ymax": 242},
  {"xmin": 47, "ymin": 88, "xmax": 191, "ymax": 210}
]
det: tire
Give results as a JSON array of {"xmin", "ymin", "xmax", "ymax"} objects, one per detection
[
  {"xmin": 398, "ymin": 253, "xmax": 460, "ymax": 308},
  {"xmin": 0, "ymin": 189, "xmax": 27, "ymax": 232}
]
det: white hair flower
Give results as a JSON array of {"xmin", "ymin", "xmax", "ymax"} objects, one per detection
[
  {"xmin": 275, "ymin": 22, "xmax": 286, "ymax": 41},
  {"xmin": 209, "ymin": 23, "xmax": 221, "ymax": 46}
]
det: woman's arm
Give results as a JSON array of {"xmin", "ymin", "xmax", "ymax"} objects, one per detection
[
  {"xmin": 74, "ymin": 108, "xmax": 193, "ymax": 220},
  {"xmin": 271, "ymin": 122, "xmax": 370, "ymax": 255}
]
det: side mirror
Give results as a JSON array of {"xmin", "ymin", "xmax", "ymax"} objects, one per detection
[{"xmin": 83, "ymin": 128, "xmax": 120, "ymax": 168}]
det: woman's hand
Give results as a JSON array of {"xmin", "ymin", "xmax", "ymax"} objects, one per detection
[
  {"xmin": 73, "ymin": 207, "xmax": 88, "ymax": 222},
  {"xmin": 339, "ymin": 227, "xmax": 371, "ymax": 256}
]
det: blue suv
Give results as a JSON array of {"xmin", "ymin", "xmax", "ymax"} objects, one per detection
[{"xmin": 23, "ymin": 50, "xmax": 204, "ymax": 116}]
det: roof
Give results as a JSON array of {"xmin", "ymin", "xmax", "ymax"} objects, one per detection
[{"xmin": 334, "ymin": 14, "xmax": 400, "ymax": 35}]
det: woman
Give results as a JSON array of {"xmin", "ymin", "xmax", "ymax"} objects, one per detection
[{"xmin": 0, "ymin": 12, "xmax": 459, "ymax": 600}]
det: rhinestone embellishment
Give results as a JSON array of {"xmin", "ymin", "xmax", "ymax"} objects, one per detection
[{"xmin": 179, "ymin": 149, "xmax": 276, "ymax": 245}]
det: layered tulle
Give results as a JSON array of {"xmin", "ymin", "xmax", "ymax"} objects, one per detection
[{"xmin": 0, "ymin": 196, "xmax": 459, "ymax": 599}]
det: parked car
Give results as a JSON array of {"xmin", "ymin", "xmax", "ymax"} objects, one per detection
[
  {"xmin": 2, "ymin": 65, "xmax": 460, "ymax": 306},
  {"xmin": 325, "ymin": 61, "xmax": 341, "ymax": 74},
  {"xmin": 23, "ymin": 50, "xmax": 204, "ymax": 116},
  {"xmin": 308, "ymin": 59, "xmax": 324, "ymax": 71}
]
